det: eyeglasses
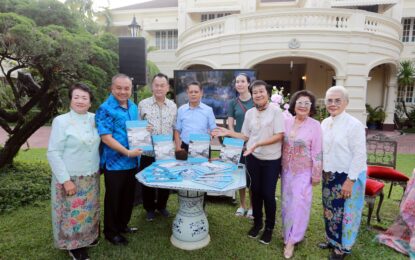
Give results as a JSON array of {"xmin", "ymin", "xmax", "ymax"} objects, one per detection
[
  {"xmin": 295, "ymin": 101, "xmax": 312, "ymax": 107},
  {"xmin": 325, "ymin": 98, "xmax": 343, "ymax": 106}
]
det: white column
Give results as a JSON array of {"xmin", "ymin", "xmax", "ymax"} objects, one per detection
[
  {"xmin": 240, "ymin": 0, "xmax": 256, "ymax": 14},
  {"xmin": 343, "ymin": 75, "xmax": 370, "ymax": 126},
  {"xmin": 384, "ymin": 65, "xmax": 398, "ymax": 128}
]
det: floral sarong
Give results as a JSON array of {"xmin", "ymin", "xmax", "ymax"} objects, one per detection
[
  {"xmin": 51, "ymin": 173, "xmax": 100, "ymax": 250},
  {"xmin": 376, "ymin": 170, "xmax": 415, "ymax": 259},
  {"xmin": 322, "ymin": 171, "xmax": 366, "ymax": 253}
]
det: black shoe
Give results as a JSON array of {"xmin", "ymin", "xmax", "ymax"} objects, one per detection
[
  {"xmin": 157, "ymin": 208, "xmax": 170, "ymax": 217},
  {"xmin": 146, "ymin": 211, "xmax": 155, "ymax": 221},
  {"xmin": 106, "ymin": 235, "xmax": 128, "ymax": 246},
  {"xmin": 248, "ymin": 224, "xmax": 263, "ymax": 238},
  {"xmin": 318, "ymin": 242, "xmax": 334, "ymax": 249},
  {"xmin": 259, "ymin": 228, "xmax": 273, "ymax": 245},
  {"xmin": 329, "ymin": 250, "xmax": 346, "ymax": 260},
  {"xmin": 68, "ymin": 248, "xmax": 89, "ymax": 260},
  {"xmin": 121, "ymin": 227, "xmax": 138, "ymax": 234}
]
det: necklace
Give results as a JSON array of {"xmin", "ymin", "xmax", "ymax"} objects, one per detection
[{"xmin": 69, "ymin": 111, "xmax": 96, "ymax": 147}]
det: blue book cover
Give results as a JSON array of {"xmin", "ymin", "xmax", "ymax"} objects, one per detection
[
  {"xmin": 219, "ymin": 137, "xmax": 244, "ymax": 165},
  {"xmin": 152, "ymin": 134, "xmax": 175, "ymax": 161},
  {"xmin": 126, "ymin": 120, "xmax": 153, "ymax": 151},
  {"xmin": 188, "ymin": 133, "xmax": 210, "ymax": 163},
  {"xmin": 192, "ymin": 175, "xmax": 234, "ymax": 189}
]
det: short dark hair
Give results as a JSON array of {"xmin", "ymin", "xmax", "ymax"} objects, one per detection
[
  {"xmin": 152, "ymin": 73, "xmax": 169, "ymax": 83},
  {"xmin": 68, "ymin": 83, "xmax": 94, "ymax": 102},
  {"xmin": 186, "ymin": 81, "xmax": 203, "ymax": 91},
  {"xmin": 249, "ymin": 80, "xmax": 271, "ymax": 97},
  {"xmin": 288, "ymin": 90, "xmax": 317, "ymax": 116}
]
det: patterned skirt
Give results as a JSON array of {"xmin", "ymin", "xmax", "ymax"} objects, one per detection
[
  {"xmin": 51, "ymin": 173, "xmax": 100, "ymax": 250},
  {"xmin": 322, "ymin": 171, "xmax": 366, "ymax": 254}
]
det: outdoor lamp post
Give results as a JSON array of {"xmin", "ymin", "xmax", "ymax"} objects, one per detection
[
  {"xmin": 127, "ymin": 15, "xmax": 141, "ymax": 103},
  {"xmin": 128, "ymin": 15, "xmax": 140, "ymax": 37}
]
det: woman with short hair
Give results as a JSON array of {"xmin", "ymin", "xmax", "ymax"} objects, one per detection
[
  {"xmin": 213, "ymin": 80, "xmax": 284, "ymax": 245},
  {"xmin": 319, "ymin": 86, "xmax": 367, "ymax": 260},
  {"xmin": 48, "ymin": 83, "xmax": 100, "ymax": 260},
  {"xmin": 281, "ymin": 90, "xmax": 322, "ymax": 259}
]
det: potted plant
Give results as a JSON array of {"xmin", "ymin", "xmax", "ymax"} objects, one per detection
[{"xmin": 366, "ymin": 104, "xmax": 386, "ymax": 130}]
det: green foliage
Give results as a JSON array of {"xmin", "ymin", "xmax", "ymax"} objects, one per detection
[
  {"xmin": 313, "ymin": 106, "xmax": 329, "ymax": 122},
  {"xmin": 0, "ymin": 162, "xmax": 51, "ymax": 213},
  {"xmin": 137, "ymin": 85, "xmax": 153, "ymax": 101},
  {"xmin": 398, "ymin": 60, "xmax": 415, "ymax": 87},
  {"xmin": 366, "ymin": 104, "xmax": 386, "ymax": 124}
]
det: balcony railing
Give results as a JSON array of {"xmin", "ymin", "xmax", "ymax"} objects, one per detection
[
  {"xmin": 179, "ymin": 9, "xmax": 401, "ymax": 47},
  {"xmin": 331, "ymin": 0, "xmax": 398, "ymax": 7}
]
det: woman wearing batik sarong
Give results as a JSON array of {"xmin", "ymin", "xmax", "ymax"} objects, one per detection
[
  {"xmin": 319, "ymin": 86, "xmax": 367, "ymax": 260},
  {"xmin": 47, "ymin": 83, "xmax": 100, "ymax": 260},
  {"xmin": 281, "ymin": 90, "xmax": 322, "ymax": 259},
  {"xmin": 376, "ymin": 168, "xmax": 415, "ymax": 259}
]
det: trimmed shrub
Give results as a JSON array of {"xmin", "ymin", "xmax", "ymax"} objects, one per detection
[{"xmin": 0, "ymin": 162, "xmax": 51, "ymax": 213}]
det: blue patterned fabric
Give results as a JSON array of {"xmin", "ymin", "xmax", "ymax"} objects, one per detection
[
  {"xmin": 322, "ymin": 171, "xmax": 366, "ymax": 254},
  {"xmin": 95, "ymin": 94, "xmax": 139, "ymax": 170}
]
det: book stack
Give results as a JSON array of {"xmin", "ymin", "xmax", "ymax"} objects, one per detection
[
  {"xmin": 191, "ymin": 161, "xmax": 236, "ymax": 189},
  {"xmin": 141, "ymin": 165, "xmax": 183, "ymax": 183}
]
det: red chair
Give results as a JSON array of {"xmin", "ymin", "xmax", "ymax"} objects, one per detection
[
  {"xmin": 366, "ymin": 134, "xmax": 409, "ymax": 198},
  {"xmin": 365, "ymin": 178, "xmax": 384, "ymax": 227}
]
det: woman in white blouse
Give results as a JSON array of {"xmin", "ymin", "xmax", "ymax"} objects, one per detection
[
  {"xmin": 47, "ymin": 83, "xmax": 101, "ymax": 260},
  {"xmin": 319, "ymin": 86, "xmax": 367, "ymax": 260}
]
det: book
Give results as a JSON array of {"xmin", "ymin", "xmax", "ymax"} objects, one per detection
[
  {"xmin": 141, "ymin": 165, "xmax": 183, "ymax": 183},
  {"xmin": 219, "ymin": 137, "xmax": 244, "ymax": 165},
  {"xmin": 126, "ymin": 120, "xmax": 153, "ymax": 151},
  {"xmin": 188, "ymin": 134, "xmax": 210, "ymax": 163},
  {"xmin": 152, "ymin": 134, "xmax": 175, "ymax": 161},
  {"xmin": 192, "ymin": 174, "xmax": 234, "ymax": 189}
]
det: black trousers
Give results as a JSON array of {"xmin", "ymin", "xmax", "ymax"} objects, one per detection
[
  {"xmin": 141, "ymin": 155, "xmax": 170, "ymax": 212},
  {"xmin": 103, "ymin": 167, "xmax": 137, "ymax": 239},
  {"xmin": 246, "ymin": 154, "xmax": 281, "ymax": 230}
]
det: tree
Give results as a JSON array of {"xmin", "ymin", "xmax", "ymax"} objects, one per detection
[
  {"xmin": 396, "ymin": 60, "xmax": 415, "ymax": 128},
  {"xmin": 0, "ymin": 0, "xmax": 118, "ymax": 168}
]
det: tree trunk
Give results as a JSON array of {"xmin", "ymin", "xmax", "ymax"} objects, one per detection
[{"xmin": 0, "ymin": 91, "xmax": 58, "ymax": 168}]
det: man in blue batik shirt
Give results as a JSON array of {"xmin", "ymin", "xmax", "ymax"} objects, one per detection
[
  {"xmin": 95, "ymin": 74, "xmax": 142, "ymax": 246},
  {"xmin": 174, "ymin": 81, "xmax": 217, "ymax": 153}
]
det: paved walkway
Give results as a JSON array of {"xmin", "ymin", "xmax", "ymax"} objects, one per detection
[{"xmin": 0, "ymin": 127, "xmax": 414, "ymax": 154}]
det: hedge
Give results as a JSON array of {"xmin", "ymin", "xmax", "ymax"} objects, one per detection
[{"xmin": 0, "ymin": 162, "xmax": 51, "ymax": 213}]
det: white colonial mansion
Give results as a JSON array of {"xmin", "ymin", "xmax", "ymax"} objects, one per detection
[{"xmin": 102, "ymin": 0, "xmax": 415, "ymax": 129}]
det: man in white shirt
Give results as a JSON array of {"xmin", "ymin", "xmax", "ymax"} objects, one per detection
[{"xmin": 319, "ymin": 86, "xmax": 367, "ymax": 260}]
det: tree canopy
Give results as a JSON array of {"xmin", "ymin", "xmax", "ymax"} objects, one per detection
[{"xmin": 0, "ymin": 0, "xmax": 118, "ymax": 168}]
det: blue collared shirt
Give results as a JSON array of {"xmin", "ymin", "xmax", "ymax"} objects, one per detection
[
  {"xmin": 95, "ymin": 94, "xmax": 139, "ymax": 170},
  {"xmin": 176, "ymin": 102, "xmax": 217, "ymax": 144}
]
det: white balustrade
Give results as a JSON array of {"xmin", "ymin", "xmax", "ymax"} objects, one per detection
[
  {"xmin": 179, "ymin": 9, "xmax": 401, "ymax": 47},
  {"xmin": 331, "ymin": 0, "xmax": 398, "ymax": 7}
]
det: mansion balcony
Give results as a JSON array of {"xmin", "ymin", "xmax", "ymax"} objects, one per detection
[{"xmin": 178, "ymin": 8, "xmax": 401, "ymax": 49}]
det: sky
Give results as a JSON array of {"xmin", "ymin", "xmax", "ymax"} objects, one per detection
[
  {"xmin": 92, "ymin": 0, "xmax": 150, "ymax": 10},
  {"xmin": 58, "ymin": 0, "xmax": 151, "ymax": 11}
]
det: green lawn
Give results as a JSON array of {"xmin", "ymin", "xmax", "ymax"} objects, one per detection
[{"xmin": 0, "ymin": 149, "xmax": 413, "ymax": 259}]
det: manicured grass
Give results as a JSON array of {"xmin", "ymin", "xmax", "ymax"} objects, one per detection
[{"xmin": 0, "ymin": 149, "xmax": 413, "ymax": 259}]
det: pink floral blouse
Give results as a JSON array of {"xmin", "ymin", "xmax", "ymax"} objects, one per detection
[{"xmin": 282, "ymin": 116, "xmax": 323, "ymax": 182}]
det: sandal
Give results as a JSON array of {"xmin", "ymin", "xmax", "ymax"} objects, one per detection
[
  {"xmin": 284, "ymin": 244, "xmax": 294, "ymax": 259},
  {"xmin": 235, "ymin": 207, "xmax": 246, "ymax": 217},
  {"xmin": 246, "ymin": 208, "xmax": 254, "ymax": 219}
]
